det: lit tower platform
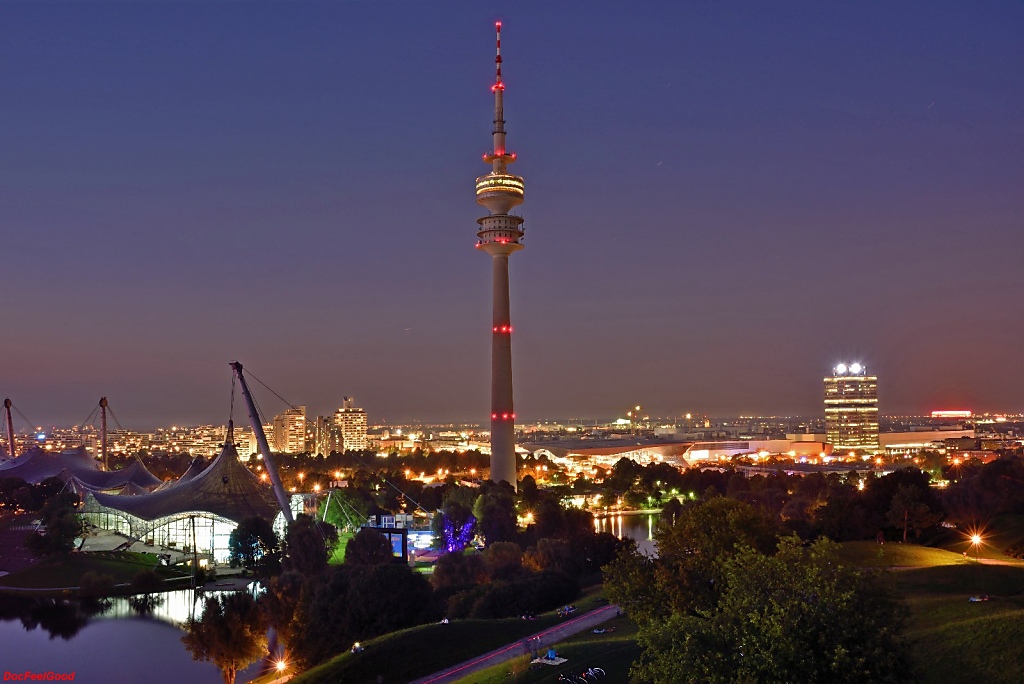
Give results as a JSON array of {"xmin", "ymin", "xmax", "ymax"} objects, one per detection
[{"xmin": 475, "ymin": 21, "xmax": 524, "ymax": 488}]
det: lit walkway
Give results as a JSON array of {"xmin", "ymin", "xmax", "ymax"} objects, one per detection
[{"xmin": 410, "ymin": 604, "xmax": 620, "ymax": 684}]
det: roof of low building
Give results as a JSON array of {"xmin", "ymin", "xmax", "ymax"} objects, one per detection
[{"xmin": 90, "ymin": 442, "xmax": 279, "ymax": 524}]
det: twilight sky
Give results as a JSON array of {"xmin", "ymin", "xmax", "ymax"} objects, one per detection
[{"xmin": 2, "ymin": 2, "xmax": 1022, "ymax": 428}]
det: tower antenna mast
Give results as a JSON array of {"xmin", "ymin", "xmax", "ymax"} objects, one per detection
[{"xmin": 474, "ymin": 20, "xmax": 525, "ymax": 489}]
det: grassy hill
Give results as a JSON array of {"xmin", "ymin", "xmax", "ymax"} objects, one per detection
[
  {"xmin": 0, "ymin": 551, "xmax": 188, "ymax": 591},
  {"xmin": 291, "ymin": 589, "xmax": 607, "ymax": 684},
  {"xmin": 458, "ymin": 614, "xmax": 640, "ymax": 684}
]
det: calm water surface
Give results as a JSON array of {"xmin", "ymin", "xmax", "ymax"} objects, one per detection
[
  {"xmin": 1, "ymin": 517, "xmax": 658, "ymax": 682},
  {"xmin": 0, "ymin": 590, "xmax": 269, "ymax": 684},
  {"xmin": 594, "ymin": 512, "xmax": 659, "ymax": 556}
]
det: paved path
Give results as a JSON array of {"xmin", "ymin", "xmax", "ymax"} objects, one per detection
[{"xmin": 410, "ymin": 604, "xmax": 620, "ymax": 684}]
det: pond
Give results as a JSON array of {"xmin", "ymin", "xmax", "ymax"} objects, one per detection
[
  {"xmin": 0, "ymin": 589, "xmax": 274, "ymax": 684},
  {"xmin": 594, "ymin": 512, "xmax": 659, "ymax": 556}
]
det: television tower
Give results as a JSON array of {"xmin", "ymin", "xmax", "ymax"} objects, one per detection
[{"xmin": 475, "ymin": 21, "xmax": 524, "ymax": 488}]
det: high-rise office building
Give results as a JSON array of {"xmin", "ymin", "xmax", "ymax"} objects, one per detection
[
  {"xmin": 311, "ymin": 415, "xmax": 341, "ymax": 457},
  {"xmin": 334, "ymin": 397, "xmax": 368, "ymax": 452},
  {"xmin": 824, "ymin": 363, "xmax": 879, "ymax": 456},
  {"xmin": 474, "ymin": 22, "xmax": 524, "ymax": 488},
  {"xmin": 273, "ymin": 406, "xmax": 307, "ymax": 455}
]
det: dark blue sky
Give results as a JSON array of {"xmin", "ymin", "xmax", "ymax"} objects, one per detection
[{"xmin": 2, "ymin": 2, "xmax": 1022, "ymax": 427}]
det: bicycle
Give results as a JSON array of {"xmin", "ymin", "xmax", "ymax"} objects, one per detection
[{"xmin": 581, "ymin": 667, "xmax": 606, "ymax": 679}]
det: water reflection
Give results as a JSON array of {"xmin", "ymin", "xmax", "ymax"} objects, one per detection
[
  {"xmin": 0, "ymin": 590, "xmax": 265, "ymax": 684},
  {"xmin": 0, "ymin": 595, "xmax": 90, "ymax": 640},
  {"xmin": 594, "ymin": 513, "xmax": 658, "ymax": 556}
]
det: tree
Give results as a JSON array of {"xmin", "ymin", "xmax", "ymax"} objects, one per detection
[
  {"xmin": 523, "ymin": 537, "xmax": 573, "ymax": 575},
  {"xmin": 649, "ymin": 497, "xmax": 778, "ymax": 616},
  {"xmin": 282, "ymin": 514, "xmax": 338, "ymax": 576},
  {"xmin": 228, "ymin": 516, "xmax": 280, "ymax": 575},
  {"xmin": 474, "ymin": 489, "xmax": 518, "ymax": 545},
  {"xmin": 431, "ymin": 550, "xmax": 486, "ymax": 591},
  {"xmin": 129, "ymin": 569, "xmax": 164, "ymax": 615},
  {"xmin": 344, "ymin": 564, "xmax": 435, "ymax": 639},
  {"xmin": 432, "ymin": 500, "xmax": 476, "ymax": 552},
  {"xmin": 182, "ymin": 592, "xmax": 268, "ymax": 684},
  {"xmin": 344, "ymin": 527, "xmax": 394, "ymax": 566},
  {"xmin": 887, "ymin": 484, "xmax": 942, "ymax": 543},
  {"xmin": 26, "ymin": 493, "xmax": 85, "ymax": 557},
  {"xmin": 482, "ymin": 541, "xmax": 524, "ymax": 581},
  {"xmin": 629, "ymin": 538, "xmax": 913, "ymax": 684}
]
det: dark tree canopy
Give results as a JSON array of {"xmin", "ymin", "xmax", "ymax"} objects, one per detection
[
  {"xmin": 344, "ymin": 527, "xmax": 395, "ymax": 566},
  {"xmin": 606, "ymin": 499, "xmax": 912, "ymax": 684},
  {"xmin": 182, "ymin": 592, "xmax": 268, "ymax": 684},
  {"xmin": 630, "ymin": 539, "xmax": 913, "ymax": 684},
  {"xmin": 26, "ymin": 492, "xmax": 85, "ymax": 557},
  {"xmin": 473, "ymin": 489, "xmax": 518, "ymax": 545},
  {"xmin": 283, "ymin": 514, "xmax": 338, "ymax": 576},
  {"xmin": 228, "ymin": 516, "xmax": 280, "ymax": 575}
]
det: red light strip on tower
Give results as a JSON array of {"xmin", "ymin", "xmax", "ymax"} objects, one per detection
[{"xmin": 492, "ymin": 325, "xmax": 513, "ymax": 333}]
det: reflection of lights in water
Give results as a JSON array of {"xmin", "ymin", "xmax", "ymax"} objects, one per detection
[{"xmin": 101, "ymin": 588, "xmax": 259, "ymax": 627}]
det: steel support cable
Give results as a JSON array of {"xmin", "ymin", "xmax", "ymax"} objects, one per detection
[
  {"xmin": 106, "ymin": 404, "xmax": 125, "ymax": 432},
  {"xmin": 346, "ymin": 451, "xmax": 431, "ymax": 516},
  {"xmin": 243, "ymin": 368, "xmax": 299, "ymax": 412},
  {"xmin": 11, "ymin": 404, "xmax": 37, "ymax": 433}
]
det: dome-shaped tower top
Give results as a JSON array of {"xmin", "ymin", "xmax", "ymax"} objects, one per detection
[{"xmin": 476, "ymin": 21, "xmax": 525, "ymax": 233}]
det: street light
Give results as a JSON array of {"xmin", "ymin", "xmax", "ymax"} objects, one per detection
[
  {"xmin": 971, "ymin": 534, "xmax": 983, "ymax": 562},
  {"xmin": 275, "ymin": 660, "xmax": 287, "ymax": 673}
]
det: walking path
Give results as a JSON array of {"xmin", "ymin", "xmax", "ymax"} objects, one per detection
[{"xmin": 410, "ymin": 604, "xmax": 620, "ymax": 684}]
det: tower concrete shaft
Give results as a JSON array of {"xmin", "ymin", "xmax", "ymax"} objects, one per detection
[{"xmin": 475, "ymin": 21, "xmax": 524, "ymax": 488}]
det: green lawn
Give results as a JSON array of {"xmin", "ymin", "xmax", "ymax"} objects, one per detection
[
  {"xmin": 327, "ymin": 530, "xmax": 355, "ymax": 565},
  {"xmin": 0, "ymin": 551, "xmax": 188, "ymax": 590},
  {"xmin": 932, "ymin": 513, "xmax": 1024, "ymax": 560},
  {"xmin": 291, "ymin": 588, "xmax": 608, "ymax": 684},
  {"xmin": 457, "ymin": 614, "xmax": 640, "ymax": 684},
  {"xmin": 902, "ymin": 594, "xmax": 1024, "ymax": 684},
  {"xmin": 835, "ymin": 540, "xmax": 967, "ymax": 568}
]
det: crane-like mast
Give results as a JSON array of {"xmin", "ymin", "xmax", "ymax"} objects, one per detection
[
  {"xmin": 3, "ymin": 399, "xmax": 15, "ymax": 460},
  {"xmin": 99, "ymin": 397, "xmax": 109, "ymax": 471},
  {"xmin": 230, "ymin": 362, "xmax": 294, "ymax": 525}
]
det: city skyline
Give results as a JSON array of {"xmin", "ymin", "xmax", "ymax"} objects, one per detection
[{"xmin": 3, "ymin": 3, "xmax": 1022, "ymax": 427}]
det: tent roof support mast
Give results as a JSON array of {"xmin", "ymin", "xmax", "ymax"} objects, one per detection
[{"xmin": 230, "ymin": 362, "xmax": 294, "ymax": 525}]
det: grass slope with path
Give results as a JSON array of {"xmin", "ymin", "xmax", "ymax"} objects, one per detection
[
  {"xmin": 456, "ymin": 613, "xmax": 640, "ymax": 684},
  {"xmin": 291, "ymin": 589, "xmax": 607, "ymax": 684},
  {"xmin": 842, "ymin": 538, "xmax": 1024, "ymax": 684}
]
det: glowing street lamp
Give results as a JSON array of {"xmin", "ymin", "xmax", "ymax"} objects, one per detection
[
  {"xmin": 971, "ymin": 534, "xmax": 983, "ymax": 562},
  {"xmin": 275, "ymin": 660, "xmax": 287, "ymax": 673}
]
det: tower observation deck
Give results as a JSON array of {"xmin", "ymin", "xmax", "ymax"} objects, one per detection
[{"xmin": 476, "ymin": 21, "xmax": 523, "ymax": 489}]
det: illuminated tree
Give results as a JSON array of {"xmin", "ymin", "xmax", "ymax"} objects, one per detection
[{"xmin": 182, "ymin": 592, "xmax": 268, "ymax": 684}]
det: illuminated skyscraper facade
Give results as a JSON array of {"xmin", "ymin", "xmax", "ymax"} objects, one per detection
[
  {"xmin": 824, "ymin": 363, "xmax": 879, "ymax": 455},
  {"xmin": 475, "ymin": 22, "xmax": 524, "ymax": 488},
  {"xmin": 334, "ymin": 397, "xmax": 368, "ymax": 452},
  {"xmin": 273, "ymin": 406, "xmax": 307, "ymax": 454}
]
